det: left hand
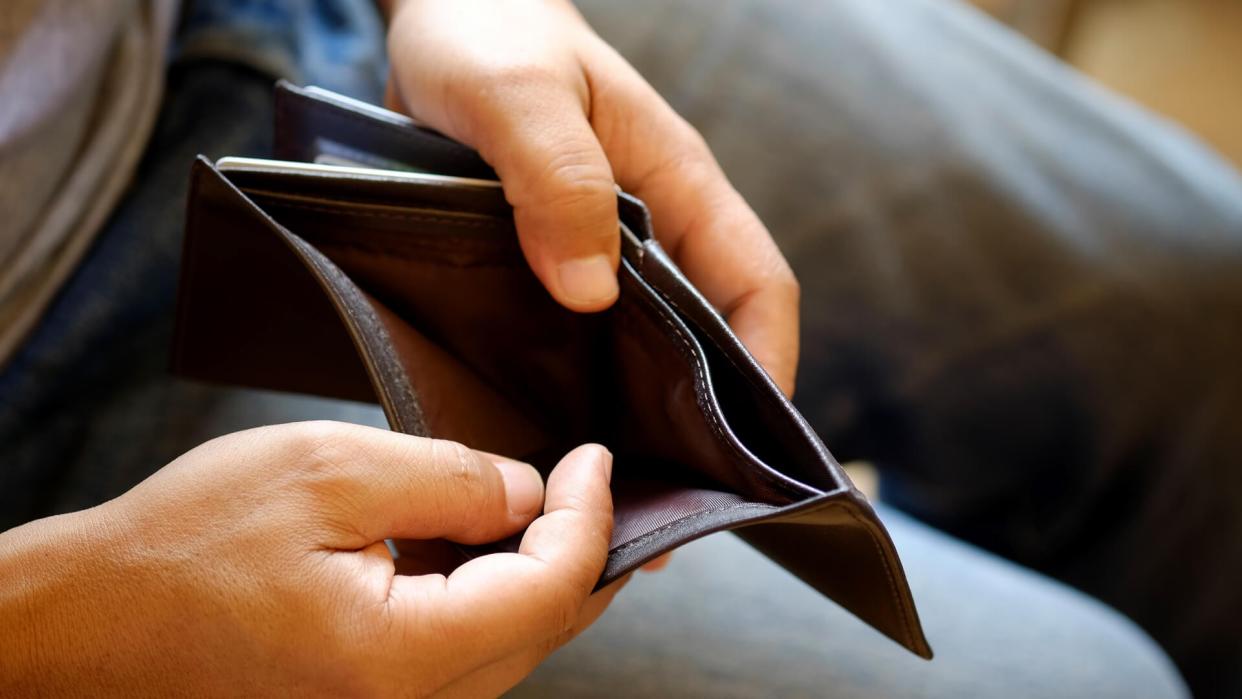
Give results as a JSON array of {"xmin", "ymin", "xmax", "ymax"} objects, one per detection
[
  {"xmin": 383, "ymin": 0, "xmax": 800, "ymax": 395},
  {"xmin": 0, "ymin": 423, "xmax": 620, "ymax": 697}
]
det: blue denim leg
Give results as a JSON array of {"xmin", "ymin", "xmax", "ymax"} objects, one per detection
[
  {"xmin": 513, "ymin": 505, "xmax": 1188, "ymax": 699},
  {"xmin": 175, "ymin": 0, "xmax": 388, "ymax": 101}
]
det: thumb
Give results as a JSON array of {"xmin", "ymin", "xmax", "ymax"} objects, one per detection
[{"xmin": 456, "ymin": 83, "xmax": 621, "ymax": 312}]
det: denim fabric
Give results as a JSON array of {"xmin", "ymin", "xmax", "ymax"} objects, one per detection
[
  {"xmin": 0, "ymin": 0, "xmax": 1224, "ymax": 696},
  {"xmin": 0, "ymin": 0, "xmax": 387, "ymax": 525},
  {"xmin": 174, "ymin": 0, "xmax": 387, "ymax": 99},
  {"xmin": 514, "ymin": 505, "xmax": 1187, "ymax": 699},
  {"xmin": 576, "ymin": 0, "xmax": 1242, "ymax": 695}
]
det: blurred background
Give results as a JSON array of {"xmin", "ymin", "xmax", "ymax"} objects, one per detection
[{"xmin": 971, "ymin": 0, "xmax": 1242, "ymax": 165}]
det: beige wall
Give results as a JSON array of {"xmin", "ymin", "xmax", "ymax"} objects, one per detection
[
  {"xmin": 1067, "ymin": 0, "xmax": 1242, "ymax": 166},
  {"xmin": 973, "ymin": 0, "xmax": 1242, "ymax": 167}
]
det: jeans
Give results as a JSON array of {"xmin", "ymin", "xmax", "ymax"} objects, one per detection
[
  {"xmin": 3, "ymin": 0, "xmax": 1234, "ymax": 695},
  {"xmin": 577, "ymin": 0, "xmax": 1242, "ymax": 695}
]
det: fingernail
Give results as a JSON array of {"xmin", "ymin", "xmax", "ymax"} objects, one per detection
[
  {"xmin": 557, "ymin": 254, "xmax": 618, "ymax": 307},
  {"xmin": 495, "ymin": 461, "xmax": 544, "ymax": 516},
  {"xmin": 595, "ymin": 446, "xmax": 613, "ymax": 482}
]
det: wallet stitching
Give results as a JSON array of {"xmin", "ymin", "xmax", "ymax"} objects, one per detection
[
  {"xmin": 648, "ymin": 264, "xmax": 916, "ymax": 640},
  {"xmin": 627, "ymin": 296, "xmax": 754, "ymax": 476},
  {"xmin": 246, "ymin": 201, "xmax": 526, "ymax": 265},
  {"xmin": 610, "ymin": 498, "xmax": 919, "ymax": 649},
  {"xmin": 628, "ymin": 284, "xmax": 804, "ymax": 500},
  {"xmin": 313, "ymin": 240, "xmax": 527, "ymax": 269},
  {"xmin": 312, "ymin": 244, "xmax": 428, "ymax": 435},
  {"xmin": 647, "ymin": 272, "xmax": 825, "ymax": 498},
  {"xmin": 831, "ymin": 501, "xmax": 918, "ymax": 648},
  {"xmin": 653, "ymin": 282, "xmax": 790, "ymax": 420},
  {"xmin": 628, "ymin": 291, "xmax": 803, "ymax": 500},
  {"xmin": 608, "ymin": 502, "xmax": 775, "ymax": 557}
]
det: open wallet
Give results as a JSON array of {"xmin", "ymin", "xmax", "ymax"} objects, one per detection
[{"xmin": 171, "ymin": 81, "xmax": 932, "ymax": 658}]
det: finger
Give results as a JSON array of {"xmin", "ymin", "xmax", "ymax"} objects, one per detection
[
  {"xmin": 643, "ymin": 155, "xmax": 799, "ymax": 395},
  {"xmin": 429, "ymin": 576, "xmax": 630, "ymax": 699},
  {"xmin": 388, "ymin": 6, "xmax": 621, "ymax": 313},
  {"xmin": 463, "ymin": 80, "xmax": 621, "ymax": 312},
  {"xmin": 267, "ymin": 421, "xmax": 545, "ymax": 548},
  {"xmin": 386, "ymin": 444, "xmax": 614, "ymax": 681},
  {"xmin": 632, "ymin": 133, "xmax": 799, "ymax": 395},
  {"xmin": 585, "ymin": 45, "xmax": 801, "ymax": 394}
]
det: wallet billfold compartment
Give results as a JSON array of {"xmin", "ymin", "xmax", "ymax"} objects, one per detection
[{"xmin": 171, "ymin": 82, "xmax": 932, "ymax": 658}]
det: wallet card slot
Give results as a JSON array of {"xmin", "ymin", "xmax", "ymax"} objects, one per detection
[
  {"xmin": 614, "ymin": 269, "xmax": 817, "ymax": 503},
  {"xmin": 301, "ymin": 232, "xmax": 792, "ymax": 550},
  {"xmin": 635, "ymin": 241, "xmax": 847, "ymax": 495}
]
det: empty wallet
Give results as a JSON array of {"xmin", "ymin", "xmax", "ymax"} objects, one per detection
[{"xmin": 171, "ymin": 81, "xmax": 931, "ymax": 658}]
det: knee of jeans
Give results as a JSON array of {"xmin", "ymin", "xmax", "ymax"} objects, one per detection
[
  {"xmin": 994, "ymin": 592, "xmax": 1190, "ymax": 698},
  {"xmin": 1020, "ymin": 591, "xmax": 1190, "ymax": 699},
  {"xmin": 880, "ymin": 507, "xmax": 1191, "ymax": 699},
  {"xmin": 175, "ymin": 0, "xmax": 387, "ymax": 104}
]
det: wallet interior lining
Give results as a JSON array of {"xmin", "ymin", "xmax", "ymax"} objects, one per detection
[{"xmin": 243, "ymin": 191, "xmax": 816, "ymax": 510}]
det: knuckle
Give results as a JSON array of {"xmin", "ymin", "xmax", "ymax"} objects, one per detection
[
  {"xmin": 775, "ymin": 267, "xmax": 801, "ymax": 303},
  {"xmin": 556, "ymin": 490, "xmax": 597, "ymax": 516},
  {"xmin": 445, "ymin": 59, "xmax": 562, "ymax": 120},
  {"xmin": 484, "ymin": 60, "xmax": 564, "ymax": 92},
  {"xmin": 675, "ymin": 120, "xmax": 713, "ymax": 160},
  {"xmin": 427, "ymin": 439, "xmax": 498, "ymax": 519},
  {"xmin": 455, "ymin": 53, "xmax": 562, "ymax": 87},
  {"xmin": 534, "ymin": 544, "xmax": 600, "ymax": 620},
  {"xmin": 521, "ymin": 148, "xmax": 616, "ymax": 228},
  {"xmin": 434, "ymin": 439, "xmax": 485, "ymax": 489},
  {"xmin": 281, "ymin": 421, "xmax": 352, "ymax": 466},
  {"xmin": 279, "ymin": 422, "xmax": 369, "ymax": 525},
  {"xmin": 662, "ymin": 116, "xmax": 715, "ymax": 170},
  {"xmin": 529, "ymin": 145, "xmax": 616, "ymax": 203},
  {"xmin": 668, "ymin": 110, "xmax": 706, "ymax": 142},
  {"xmin": 638, "ymin": 142, "xmax": 716, "ymax": 194},
  {"xmin": 543, "ymin": 583, "xmax": 582, "ymax": 638},
  {"xmin": 516, "ymin": 561, "xmax": 587, "ymax": 640},
  {"xmin": 534, "ymin": 627, "xmax": 573, "ymax": 662},
  {"xmin": 543, "ymin": 149, "xmax": 614, "ymax": 198}
]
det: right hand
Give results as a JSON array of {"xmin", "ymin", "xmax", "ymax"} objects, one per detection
[
  {"xmin": 384, "ymin": 0, "xmax": 801, "ymax": 396},
  {"xmin": 0, "ymin": 422, "xmax": 618, "ymax": 697}
]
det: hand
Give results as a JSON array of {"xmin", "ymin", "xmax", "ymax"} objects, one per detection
[
  {"xmin": 0, "ymin": 422, "xmax": 618, "ymax": 696},
  {"xmin": 384, "ymin": 0, "xmax": 800, "ymax": 395}
]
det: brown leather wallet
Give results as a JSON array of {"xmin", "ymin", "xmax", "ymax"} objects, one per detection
[{"xmin": 171, "ymin": 82, "xmax": 932, "ymax": 658}]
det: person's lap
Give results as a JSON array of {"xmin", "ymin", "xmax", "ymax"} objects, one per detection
[
  {"xmin": 2, "ymin": 0, "xmax": 1233, "ymax": 695},
  {"xmin": 512, "ymin": 505, "xmax": 1185, "ymax": 698},
  {"xmin": 577, "ymin": 0, "xmax": 1242, "ymax": 694}
]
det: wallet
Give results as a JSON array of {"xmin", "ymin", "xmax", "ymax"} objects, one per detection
[{"xmin": 171, "ymin": 82, "xmax": 931, "ymax": 658}]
